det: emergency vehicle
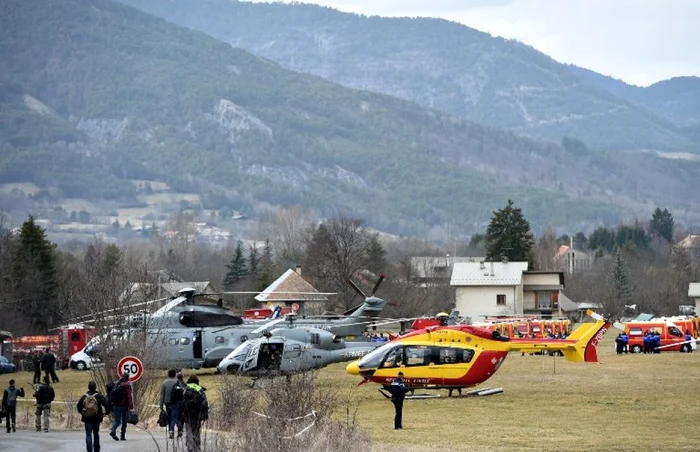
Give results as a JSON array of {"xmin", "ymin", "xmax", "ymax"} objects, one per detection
[{"xmin": 624, "ymin": 321, "xmax": 689, "ymax": 352}]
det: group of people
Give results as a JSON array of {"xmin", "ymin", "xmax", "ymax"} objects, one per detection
[
  {"xmin": 1, "ymin": 376, "xmax": 55, "ymax": 433},
  {"xmin": 159, "ymin": 369, "xmax": 209, "ymax": 451},
  {"xmin": 31, "ymin": 348, "xmax": 60, "ymax": 384},
  {"xmin": 615, "ymin": 332, "xmax": 630, "ymax": 354},
  {"xmin": 3, "ymin": 366, "xmax": 207, "ymax": 452}
]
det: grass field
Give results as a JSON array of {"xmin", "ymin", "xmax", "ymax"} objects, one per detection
[{"xmin": 8, "ymin": 334, "xmax": 700, "ymax": 451}]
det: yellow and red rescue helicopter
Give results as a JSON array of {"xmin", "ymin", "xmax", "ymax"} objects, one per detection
[{"xmin": 346, "ymin": 310, "xmax": 614, "ymax": 395}]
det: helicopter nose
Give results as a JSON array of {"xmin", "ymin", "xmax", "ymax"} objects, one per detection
[{"xmin": 346, "ymin": 361, "xmax": 361, "ymax": 375}]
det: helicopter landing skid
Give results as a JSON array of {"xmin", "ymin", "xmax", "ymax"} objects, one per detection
[{"xmin": 378, "ymin": 387, "xmax": 503, "ymax": 400}]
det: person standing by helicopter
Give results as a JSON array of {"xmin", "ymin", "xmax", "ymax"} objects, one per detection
[{"xmin": 389, "ymin": 372, "xmax": 409, "ymax": 430}]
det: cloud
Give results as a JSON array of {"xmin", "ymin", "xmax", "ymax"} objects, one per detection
[{"xmin": 249, "ymin": 0, "xmax": 700, "ymax": 86}]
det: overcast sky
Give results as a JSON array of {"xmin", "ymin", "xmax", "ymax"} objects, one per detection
[{"xmin": 250, "ymin": 0, "xmax": 700, "ymax": 87}]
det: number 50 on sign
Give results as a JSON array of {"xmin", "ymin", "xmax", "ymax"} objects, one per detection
[{"xmin": 117, "ymin": 356, "xmax": 143, "ymax": 382}]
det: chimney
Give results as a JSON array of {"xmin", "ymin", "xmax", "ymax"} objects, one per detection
[
  {"xmin": 501, "ymin": 255, "xmax": 509, "ymax": 264},
  {"xmin": 295, "ymin": 265, "xmax": 302, "ymax": 276},
  {"xmin": 490, "ymin": 260, "xmax": 494, "ymax": 276},
  {"xmin": 479, "ymin": 261, "xmax": 485, "ymax": 269}
]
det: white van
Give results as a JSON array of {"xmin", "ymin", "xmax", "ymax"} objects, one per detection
[{"xmin": 69, "ymin": 337, "xmax": 101, "ymax": 370}]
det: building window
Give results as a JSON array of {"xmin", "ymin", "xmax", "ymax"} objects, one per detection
[
  {"xmin": 535, "ymin": 291, "xmax": 558, "ymax": 310},
  {"xmin": 496, "ymin": 294, "xmax": 506, "ymax": 305}
]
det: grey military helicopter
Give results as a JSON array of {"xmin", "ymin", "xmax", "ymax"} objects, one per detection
[
  {"xmin": 217, "ymin": 322, "xmax": 381, "ymax": 376},
  {"xmin": 80, "ymin": 276, "xmax": 389, "ymax": 370}
]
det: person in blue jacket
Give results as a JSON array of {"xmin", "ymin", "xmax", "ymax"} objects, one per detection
[
  {"xmin": 652, "ymin": 331, "xmax": 661, "ymax": 354},
  {"xmin": 620, "ymin": 332, "xmax": 629, "ymax": 354},
  {"xmin": 389, "ymin": 372, "xmax": 409, "ymax": 430},
  {"xmin": 643, "ymin": 332, "xmax": 651, "ymax": 354},
  {"xmin": 683, "ymin": 330, "xmax": 694, "ymax": 353}
]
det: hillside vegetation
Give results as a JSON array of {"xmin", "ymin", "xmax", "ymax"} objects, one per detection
[
  {"xmin": 120, "ymin": 0, "xmax": 697, "ymax": 152},
  {"xmin": 2, "ymin": 0, "xmax": 700, "ymax": 236}
]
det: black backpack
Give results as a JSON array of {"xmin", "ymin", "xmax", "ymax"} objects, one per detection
[
  {"xmin": 170, "ymin": 382, "xmax": 184, "ymax": 405},
  {"xmin": 180, "ymin": 386, "xmax": 203, "ymax": 419},
  {"xmin": 109, "ymin": 383, "xmax": 126, "ymax": 406}
]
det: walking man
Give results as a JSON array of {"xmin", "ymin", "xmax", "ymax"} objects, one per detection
[
  {"xmin": 77, "ymin": 381, "xmax": 110, "ymax": 452},
  {"xmin": 34, "ymin": 376, "xmax": 55, "ymax": 432},
  {"xmin": 2, "ymin": 379, "xmax": 25, "ymax": 433},
  {"xmin": 32, "ymin": 351, "xmax": 42, "ymax": 384},
  {"xmin": 180, "ymin": 375, "xmax": 209, "ymax": 452},
  {"xmin": 41, "ymin": 348, "xmax": 59, "ymax": 383},
  {"xmin": 109, "ymin": 373, "xmax": 133, "ymax": 441},
  {"xmin": 389, "ymin": 372, "xmax": 409, "ymax": 430},
  {"xmin": 160, "ymin": 369, "xmax": 184, "ymax": 439}
]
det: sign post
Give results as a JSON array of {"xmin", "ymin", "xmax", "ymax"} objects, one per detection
[{"xmin": 117, "ymin": 356, "xmax": 143, "ymax": 383}]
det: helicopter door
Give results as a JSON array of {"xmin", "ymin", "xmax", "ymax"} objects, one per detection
[
  {"xmin": 241, "ymin": 340, "xmax": 260, "ymax": 372},
  {"xmin": 193, "ymin": 331, "xmax": 203, "ymax": 359}
]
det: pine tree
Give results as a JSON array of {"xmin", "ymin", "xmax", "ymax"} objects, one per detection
[
  {"xmin": 102, "ymin": 244, "xmax": 122, "ymax": 275},
  {"xmin": 223, "ymin": 240, "xmax": 248, "ymax": 289},
  {"xmin": 255, "ymin": 239, "xmax": 274, "ymax": 292},
  {"xmin": 485, "ymin": 199, "xmax": 534, "ymax": 263},
  {"xmin": 365, "ymin": 234, "xmax": 387, "ymax": 275},
  {"xmin": 609, "ymin": 249, "xmax": 633, "ymax": 318},
  {"xmin": 649, "ymin": 208, "xmax": 674, "ymax": 243},
  {"xmin": 248, "ymin": 242, "xmax": 259, "ymax": 277},
  {"xmin": 13, "ymin": 215, "xmax": 59, "ymax": 332}
]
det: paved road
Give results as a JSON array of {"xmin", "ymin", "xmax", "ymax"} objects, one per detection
[{"xmin": 0, "ymin": 430, "xmax": 169, "ymax": 452}]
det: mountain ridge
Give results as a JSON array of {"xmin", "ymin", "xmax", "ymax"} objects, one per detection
[
  {"xmin": 2, "ymin": 0, "xmax": 700, "ymax": 237},
  {"xmin": 118, "ymin": 0, "xmax": 697, "ymax": 152}
]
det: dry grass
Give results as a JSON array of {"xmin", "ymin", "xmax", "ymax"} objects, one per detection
[{"xmin": 8, "ymin": 334, "xmax": 700, "ymax": 451}]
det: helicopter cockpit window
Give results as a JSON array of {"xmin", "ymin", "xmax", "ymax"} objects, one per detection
[
  {"xmin": 358, "ymin": 343, "xmax": 400, "ymax": 369},
  {"xmin": 380, "ymin": 347, "xmax": 403, "ymax": 368},
  {"xmin": 215, "ymin": 336, "xmax": 225, "ymax": 344},
  {"xmin": 404, "ymin": 346, "xmax": 429, "ymax": 366},
  {"xmin": 169, "ymin": 338, "xmax": 178, "ymax": 346},
  {"xmin": 180, "ymin": 338, "xmax": 191, "ymax": 345}
]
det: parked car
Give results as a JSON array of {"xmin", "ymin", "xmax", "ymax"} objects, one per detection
[{"xmin": 0, "ymin": 355, "xmax": 16, "ymax": 373}]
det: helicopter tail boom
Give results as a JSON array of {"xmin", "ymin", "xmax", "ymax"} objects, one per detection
[{"xmin": 506, "ymin": 310, "xmax": 611, "ymax": 362}]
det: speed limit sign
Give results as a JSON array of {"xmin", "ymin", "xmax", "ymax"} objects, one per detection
[{"xmin": 117, "ymin": 356, "xmax": 143, "ymax": 382}]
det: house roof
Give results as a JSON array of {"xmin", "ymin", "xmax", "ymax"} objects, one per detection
[
  {"xmin": 554, "ymin": 246, "xmax": 590, "ymax": 260},
  {"xmin": 160, "ymin": 282, "xmax": 212, "ymax": 296},
  {"xmin": 255, "ymin": 269, "xmax": 328, "ymax": 303},
  {"xmin": 689, "ymin": 283, "xmax": 700, "ymax": 297},
  {"xmin": 450, "ymin": 261, "xmax": 529, "ymax": 286},
  {"xmin": 558, "ymin": 293, "xmax": 578, "ymax": 312},
  {"xmin": 677, "ymin": 235, "xmax": 700, "ymax": 249},
  {"xmin": 410, "ymin": 256, "xmax": 484, "ymax": 279}
]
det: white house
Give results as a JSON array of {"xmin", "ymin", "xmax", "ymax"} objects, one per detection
[
  {"xmin": 688, "ymin": 283, "xmax": 700, "ymax": 313},
  {"xmin": 450, "ymin": 260, "xmax": 565, "ymax": 324}
]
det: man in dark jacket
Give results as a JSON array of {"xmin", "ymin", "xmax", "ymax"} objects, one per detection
[
  {"xmin": 32, "ymin": 351, "xmax": 42, "ymax": 384},
  {"xmin": 389, "ymin": 372, "xmax": 409, "ymax": 430},
  {"xmin": 41, "ymin": 348, "xmax": 59, "ymax": 383},
  {"xmin": 109, "ymin": 373, "xmax": 133, "ymax": 441},
  {"xmin": 180, "ymin": 375, "xmax": 209, "ymax": 452},
  {"xmin": 77, "ymin": 381, "xmax": 110, "ymax": 452},
  {"xmin": 160, "ymin": 369, "xmax": 184, "ymax": 439},
  {"xmin": 34, "ymin": 376, "xmax": 55, "ymax": 432},
  {"xmin": 2, "ymin": 379, "xmax": 25, "ymax": 433}
]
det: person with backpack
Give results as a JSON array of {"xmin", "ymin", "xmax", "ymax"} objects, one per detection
[
  {"xmin": 109, "ymin": 373, "xmax": 133, "ymax": 441},
  {"xmin": 2, "ymin": 379, "xmax": 25, "ymax": 433},
  {"xmin": 77, "ymin": 381, "xmax": 110, "ymax": 452},
  {"xmin": 34, "ymin": 376, "xmax": 55, "ymax": 432},
  {"xmin": 180, "ymin": 375, "xmax": 209, "ymax": 452},
  {"xmin": 160, "ymin": 369, "xmax": 184, "ymax": 439}
]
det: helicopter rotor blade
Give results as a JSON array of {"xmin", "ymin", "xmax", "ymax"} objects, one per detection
[
  {"xmin": 251, "ymin": 318, "xmax": 286, "ymax": 335},
  {"xmin": 347, "ymin": 279, "xmax": 366, "ymax": 299},
  {"xmin": 370, "ymin": 274, "xmax": 385, "ymax": 296}
]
